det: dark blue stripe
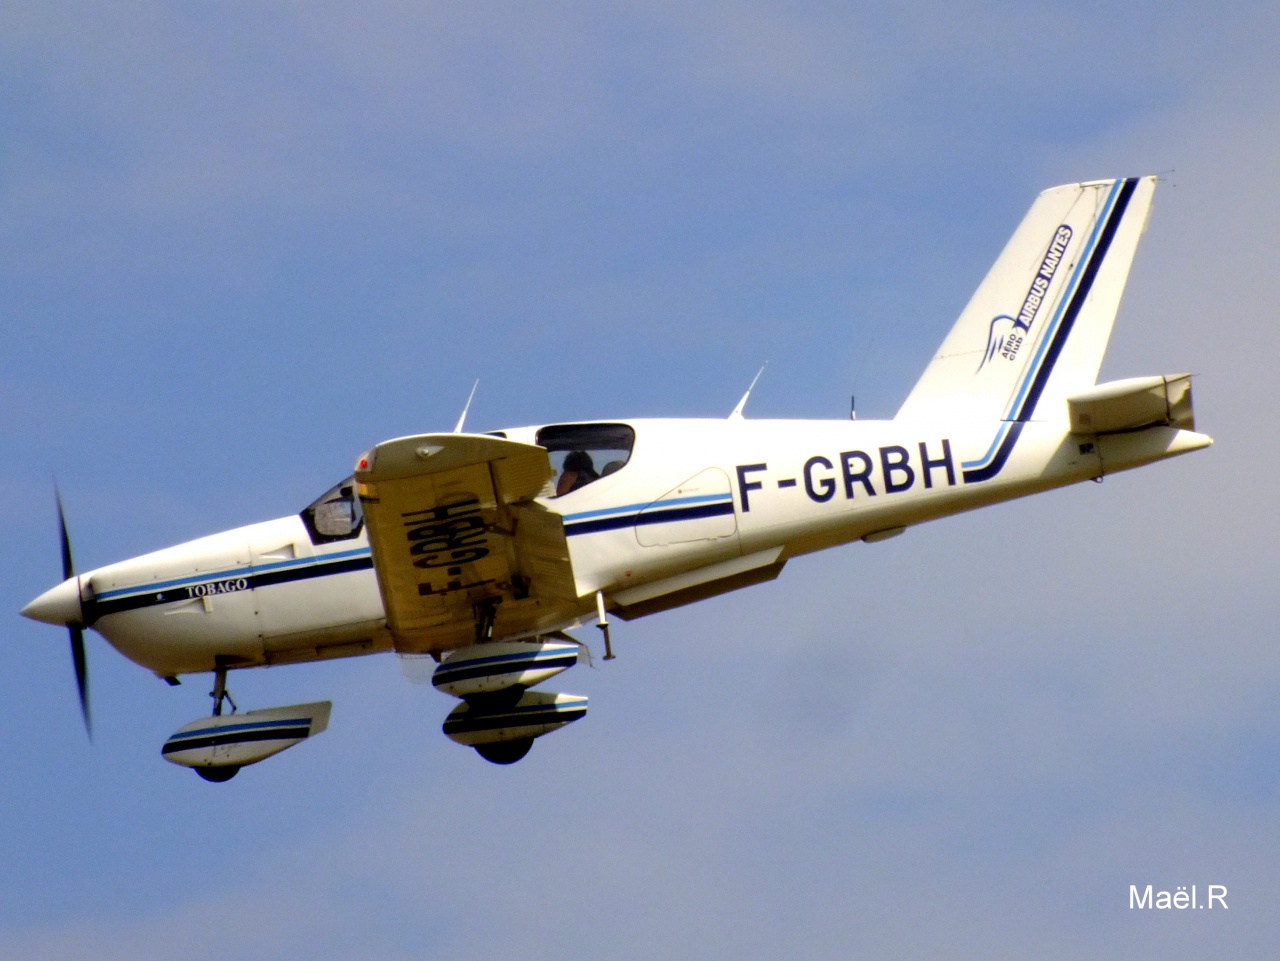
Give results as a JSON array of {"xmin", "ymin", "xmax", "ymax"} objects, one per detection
[
  {"xmin": 963, "ymin": 178, "xmax": 1137, "ymax": 484},
  {"xmin": 961, "ymin": 422, "xmax": 1025, "ymax": 483},
  {"xmin": 93, "ymin": 547, "xmax": 370, "ymax": 600},
  {"xmin": 85, "ymin": 555, "xmax": 374, "ymax": 623},
  {"xmin": 565, "ymin": 501, "xmax": 734, "ymax": 536},
  {"xmin": 249, "ymin": 555, "xmax": 373, "ymax": 590},
  {"xmin": 434, "ymin": 653, "xmax": 579, "ymax": 685},
  {"xmin": 162, "ymin": 725, "xmax": 312, "ymax": 754},
  {"xmin": 444, "ymin": 705, "xmax": 588, "ymax": 734},
  {"xmin": 171, "ymin": 717, "xmax": 313, "ymax": 737},
  {"xmin": 1012, "ymin": 177, "xmax": 1138, "ymax": 423}
]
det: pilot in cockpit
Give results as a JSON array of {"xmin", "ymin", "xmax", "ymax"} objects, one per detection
[{"xmin": 556, "ymin": 450, "xmax": 599, "ymax": 496}]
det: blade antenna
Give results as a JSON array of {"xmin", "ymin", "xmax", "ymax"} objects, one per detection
[
  {"xmin": 729, "ymin": 363, "xmax": 768, "ymax": 420},
  {"xmin": 453, "ymin": 380, "xmax": 480, "ymax": 434},
  {"xmin": 849, "ymin": 335, "xmax": 876, "ymax": 421}
]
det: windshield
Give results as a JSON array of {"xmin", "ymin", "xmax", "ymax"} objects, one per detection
[{"xmin": 300, "ymin": 476, "xmax": 364, "ymax": 543}]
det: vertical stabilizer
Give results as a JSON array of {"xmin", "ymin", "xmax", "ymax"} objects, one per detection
[{"xmin": 896, "ymin": 177, "xmax": 1156, "ymax": 426}]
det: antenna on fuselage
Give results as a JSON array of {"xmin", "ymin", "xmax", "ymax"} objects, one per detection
[
  {"xmin": 729, "ymin": 363, "xmax": 768, "ymax": 420},
  {"xmin": 453, "ymin": 380, "xmax": 480, "ymax": 434},
  {"xmin": 848, "ymin": 334, "xmax": 876, "ymax": 421}
]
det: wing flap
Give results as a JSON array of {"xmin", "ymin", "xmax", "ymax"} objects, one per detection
[{"xmin": 511, "ymin": 503, "xmax": 578, "ymax": 602}]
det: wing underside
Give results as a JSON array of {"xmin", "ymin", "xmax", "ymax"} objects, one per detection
[{"xmin": 355, "ymin": 434, "xmax": 579, "ymax": 652}]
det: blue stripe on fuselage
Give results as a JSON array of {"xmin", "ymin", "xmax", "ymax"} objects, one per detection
[
  {"xmin": 564, "ymin": 499, "xmax": 734, "ymax": 537},
  {"xmin": 561, "ymin": 493, "xmax": 732, "ymax": 524},
  {"xmin": 93, "ymin": 546, "xmax": 372, "ymax": 601},
  {"xmin": 84, "ymin": 548, "xmax": 374, "ymax": 623}
]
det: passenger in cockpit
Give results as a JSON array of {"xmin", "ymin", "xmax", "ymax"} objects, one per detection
[{"xmin": 556, "ymin": 450, "xmax": 599, "ymax": 496}]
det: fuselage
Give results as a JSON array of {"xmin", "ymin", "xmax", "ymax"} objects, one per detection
[{"xmin": 24, "ymin": 414, "xmax": 1211, "ymax": 680}]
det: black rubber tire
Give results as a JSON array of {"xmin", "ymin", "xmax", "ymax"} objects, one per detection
[
  {"xmin": 195, "ymin": 765, "xmax": 240, "ymax": 783},
  {"xmin": 474, "ymin": 739, "xmax": 533, "ymax": 765}
]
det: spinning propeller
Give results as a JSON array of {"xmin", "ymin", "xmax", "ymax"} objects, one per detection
[
  {"xmin": 53, "ymin": 489, "xmax": 91, "ymax": 739},
  {"xmin": 21, "ymin": 489, "xmax": 95, "ymax": 738},
  {"xmin": 20, "ymin": 488, "xmax": 96, "ymax": 742}
]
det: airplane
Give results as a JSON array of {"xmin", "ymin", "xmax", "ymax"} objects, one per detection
[{"xmin": 21, "ymin": 175, "xmax": 1210, "ymax": 781}]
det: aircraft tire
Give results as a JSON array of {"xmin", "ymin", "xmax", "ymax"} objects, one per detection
[
  {"xmin": 475, "ymin": 739, "xmax": 533, "ymax": 765},
  {"xmin": 195, "ymin": 765, "xmax": 240, "ymax": 783}
]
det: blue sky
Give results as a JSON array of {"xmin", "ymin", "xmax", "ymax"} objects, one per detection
[{"xmin": 3, "ymin": 3, "xmax": 1278, "ymax": 958}]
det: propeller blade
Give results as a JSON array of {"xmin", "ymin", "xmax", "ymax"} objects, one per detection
[
  {"xmin": 56, "ymin": 489, "xmax": 74, "ymax": 582},
  {"xmin": 55, "ymin": 486, "xmax": 92, "ymax": 740},
  {"xmin": 70, "ymin": 624, "xmax": 91, "ymax": 740}
]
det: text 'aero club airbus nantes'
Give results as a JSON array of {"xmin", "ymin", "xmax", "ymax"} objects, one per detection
[{"xmin": 24, "ymin": 176, "xmax": 1209, "ymax": 781}]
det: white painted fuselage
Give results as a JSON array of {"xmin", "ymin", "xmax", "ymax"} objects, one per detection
[{"xmin": 30, "ymin": 413, "xmax": 1208, "ymax": 680}]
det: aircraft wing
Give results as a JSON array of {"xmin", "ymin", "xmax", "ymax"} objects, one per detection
[{"xmin": 354, "ymin": 434, "xmax": 579, "ymax": 652}]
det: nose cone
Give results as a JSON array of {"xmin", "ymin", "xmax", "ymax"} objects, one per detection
[{"xmin": 21, "ymin": 577, "xmax": 83, "ymax": 627}]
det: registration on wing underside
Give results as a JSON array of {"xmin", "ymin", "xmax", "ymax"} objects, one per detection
[{"xmin": 355, "ymin": 433, "xmax": 576, "ymax": 649}]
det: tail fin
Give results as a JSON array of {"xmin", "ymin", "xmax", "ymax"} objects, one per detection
[{"xmin": 896, "ymin": 176, "xmax": 1156, "ymax": 425}]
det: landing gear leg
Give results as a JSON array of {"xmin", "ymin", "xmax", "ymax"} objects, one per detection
[
  {"xmin": 196, "ymin": 659, "xmax": 243, "ymax": 781},
  {"xmin": 473, "ymin": 598, "xmax": 499, "ymax": 645},
  {"xmin": 209, "ymin": 659, "xmax": 237, "ymax": 717}
]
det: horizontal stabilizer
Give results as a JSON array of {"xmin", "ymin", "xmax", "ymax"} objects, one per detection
[{"xmin": 1067, "ymin": 374, "xmax": 1194, "ymax": 434}]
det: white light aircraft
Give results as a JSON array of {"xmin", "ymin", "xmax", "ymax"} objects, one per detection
[{"xmin": 23, "ymin": 176, "xmax": 1210, "ymax": 780}]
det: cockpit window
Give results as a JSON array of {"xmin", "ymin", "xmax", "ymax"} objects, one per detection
[
  {"xmin": 536, "ymin": 423, "xmax": 635, "ymax": 497},
  {"xmin": 300, "ymin": 476, "xmax": 364, "ymax": 544}
]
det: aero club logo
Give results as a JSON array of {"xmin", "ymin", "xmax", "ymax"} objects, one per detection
[{"xmin": 978, "ymin": 224, "xmax": 1072, "ymax": 371}]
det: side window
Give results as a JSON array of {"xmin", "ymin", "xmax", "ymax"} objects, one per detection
[
  {"xmin": 300, "ymin": 477, "xmax": 364, "ymax": 544},
  {"xmin": 536, "ymin": 423, "xmax": 636, "ymax": 497}
]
